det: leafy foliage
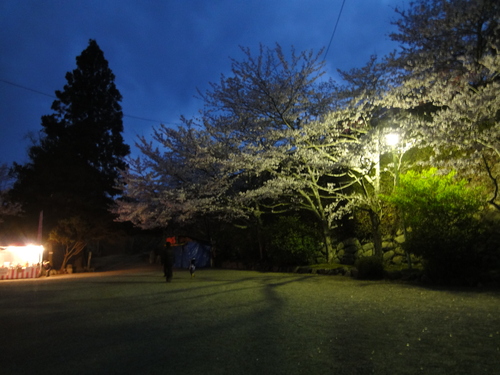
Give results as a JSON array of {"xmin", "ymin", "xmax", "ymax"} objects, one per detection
[
  {"xmin": 264, "ymin": 215, "xmax": 322, "ymax": 266},
  {"xmin": 49, "ymin": 216, "xmax": 94, "ymax": 270},
  {"xmin": 0, "ymin": 164, "xmax": 21, "ymax": 224},
  {"xmin": 387, "ymin": 169, "xmax": 484, "ymax": 226},
  {"xmin": 384, "ymin": 168, "xmax": 486, "ymax": 282}
]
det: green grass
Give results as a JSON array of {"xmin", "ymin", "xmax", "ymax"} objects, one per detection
[
  {"xmin": 310, "ymin": 262, "xmax": 350, "ymax": 270},
  {"xmin": 1, "ymin": 264, "xmax": 499, "ymax": 374}
]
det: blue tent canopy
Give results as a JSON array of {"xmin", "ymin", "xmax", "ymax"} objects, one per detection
[{"xmin": 172, "ymin": 240, "xmax": 211, "ymax": 269}]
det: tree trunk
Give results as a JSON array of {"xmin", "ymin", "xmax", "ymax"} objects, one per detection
[
  {"xmin": 60, "ymin": 242, "xmax": 86, "ymax": 271},
  {"xmin": 60, "ymin": 246, "xmax": 71, "ymax": 271},
  {"xmin": 321, "ymin": 221, "xmax": 335, "ymax": 263},
  {"xmin": 369, "ymin": 209, "xmax": 383, "ymax": 259}
]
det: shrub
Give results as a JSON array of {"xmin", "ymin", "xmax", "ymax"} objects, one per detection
[
  {"xmin": 383, "ymin": 168, "xmax": 486, "ymax": 283},
  {"xmin": 264, "ymin": 215, "xmax": 321, "ymax": 266},
  {"xmin": 355, "ymin": 256, "xmax": 384, "ymax": 280}
]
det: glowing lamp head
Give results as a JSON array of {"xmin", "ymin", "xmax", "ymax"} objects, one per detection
[{"xmin": 385, "ymin": 133, "xmax": 400, "ymax": 147}]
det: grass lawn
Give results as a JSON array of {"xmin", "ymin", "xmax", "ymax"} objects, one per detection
[{"xmin": 0, "ymin": 261, "xmax": 499, "ymax": 374}]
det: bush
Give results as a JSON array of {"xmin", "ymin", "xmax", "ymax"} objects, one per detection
[
  {"xmin": 264, "ymin": 215, "xmax": 321, "ymax": 266},
  {"xmin": 383, "ymin": 168, "xmax": 486, "ymax": 284},
  {"xmin": 355, "ymin": 256, "xmax": 384, "ymax": 280}
]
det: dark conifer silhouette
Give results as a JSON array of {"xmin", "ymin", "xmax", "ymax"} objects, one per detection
[{"xmin": 10, "ymin": 39, "xmax": 130, "ymax": 250}]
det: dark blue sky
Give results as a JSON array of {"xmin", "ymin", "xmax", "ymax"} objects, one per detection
[{"xmin": 0, "ymin": 0, "xmax": 407, "ymax": 166}]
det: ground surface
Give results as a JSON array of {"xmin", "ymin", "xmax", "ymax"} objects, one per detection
[{"xmin": 1, "ymin": 255, "xmax": 499, "ymax": 375}]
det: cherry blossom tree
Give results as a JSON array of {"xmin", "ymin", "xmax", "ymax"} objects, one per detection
[
  {"xmin": 115, "ymin": 45, "xmax": 344, "ymax": 260},
  {"xmin": 383, "ymin": 0, "xmax": 500, "ymax": 210},
  {"xmin": 116, "ymin": 1, "xmax": 500, "ymax": 266}
]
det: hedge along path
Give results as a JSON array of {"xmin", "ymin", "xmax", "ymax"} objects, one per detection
[{"xmin": 1, "ymin": 266, "xmax": 499, "ymax": 375}]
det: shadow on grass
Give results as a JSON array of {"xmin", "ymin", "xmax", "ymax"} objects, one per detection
[{"xmin": 0, "ymin": 267, "xmax": 499, "ymax": 374}]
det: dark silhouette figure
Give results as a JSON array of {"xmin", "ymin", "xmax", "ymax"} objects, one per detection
[
  {"xmin": 161, "ymin": 242, "xmax": 175, "ymax": 282},
  {"xmin": 42, "ymin": 260, "xmax": 52, "ymax": 277},
  {"xmin": 189, "ymin": 258, "xmax": 196, "ymax": 278}
]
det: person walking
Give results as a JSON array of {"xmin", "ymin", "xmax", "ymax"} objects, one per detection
[{"xmin": 161, "ymin": 242, "xmax": 175, "ymax": 282}]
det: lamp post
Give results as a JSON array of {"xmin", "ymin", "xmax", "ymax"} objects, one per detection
[
  {"xmin": 385, "ymin": 132, "xmax": 412, "ymax": 269},
  {"xmin": 385, "ymin": 132, "xmax": 400, "ymax": 189}
]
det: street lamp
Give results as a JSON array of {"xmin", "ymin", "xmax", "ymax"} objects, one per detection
[
  {"xmin": 385, "ymin": 132, "xmax": 400, "ymax": 187},
  {"xmin": 385, "ymin": 132, "xmax": 400, "ymax": 148},
  {"xmin": 385, "ymin": 131, "xmax": 412, "ymax": 269}
]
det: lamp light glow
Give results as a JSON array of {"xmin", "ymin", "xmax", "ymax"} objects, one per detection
[{"xmin": 385, "ymin": 133, "xmax": 400, "ymax": 146}]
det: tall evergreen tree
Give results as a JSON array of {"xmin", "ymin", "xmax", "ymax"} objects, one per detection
[
  {"xmin": 0, "ymin": 163, "xmax": 21, "ymax": 225},
  {"xmin": 10, "ymin": 39, "xmax": 130, "ymax": 246}
]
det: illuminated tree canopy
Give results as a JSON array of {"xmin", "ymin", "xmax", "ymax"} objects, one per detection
[{"xmin": 115, "ymin": 0, "xmax": 500, "ymax": 264}]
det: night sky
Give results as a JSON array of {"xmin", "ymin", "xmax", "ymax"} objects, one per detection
[{"xmin": 0, "ymin": 0, "xmax": 407, "ymax": 166}]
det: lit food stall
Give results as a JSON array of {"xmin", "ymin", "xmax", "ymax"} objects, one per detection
[{"xmin": 0, "ymin": 244, "xmax": 44, "ymax": 280}]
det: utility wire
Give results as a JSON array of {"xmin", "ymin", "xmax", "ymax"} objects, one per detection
[
  {"xmin": 0, "ymin": 78, "xmax": 55, "ymax": 98},
  {"xmin": 324, "ymin": 0, "xmax": 346, "ymax": 61},
  {"xmin": 123, "ymin": 114, "xmax": 169, "ymax": 124},
  {"xmin": 0, "ymin": 78, "xmax": 167, "ymax": 124}
]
